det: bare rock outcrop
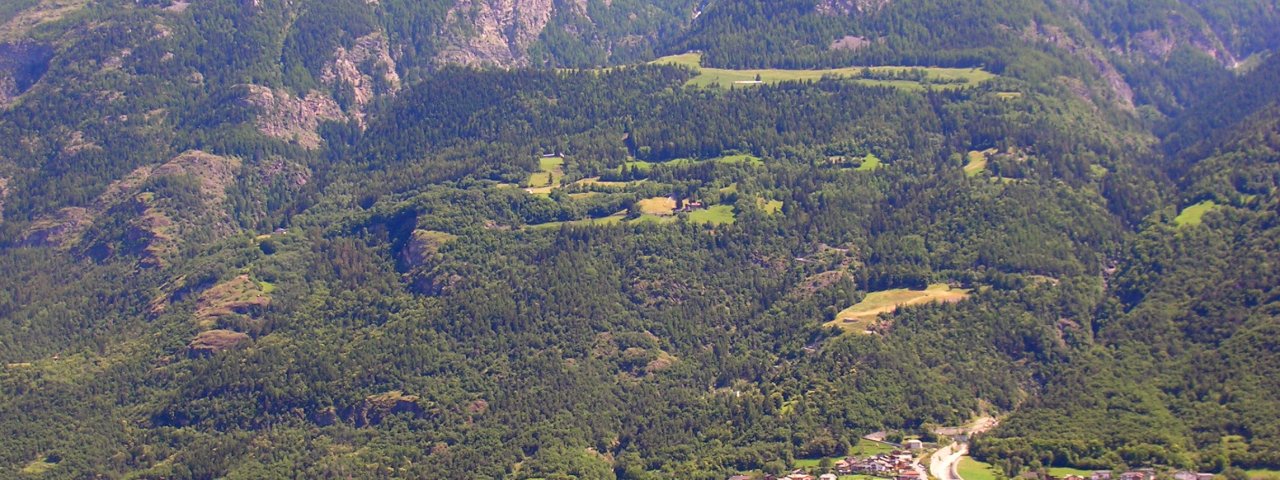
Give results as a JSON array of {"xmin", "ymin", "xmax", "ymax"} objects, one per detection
[
  {"xmin": 321, "ymin": 32, "xmax": 401, "ymax": 113},
  {"xmin": 400, "ymin": 229, "xmax": 457, "ymax": 269},
  {"xmin": 1125, "ymin": 12, "xmax": 1237, "ymax": 66},
  {"xmin": 401, "ymin": 229, "xmax": 463, "ymax": 295},
  {"xmin": 238, "ymin": 84, "xmax": 344, "ymax": 148},
  {"xmin": 1021, "ymin": 20, "xmax": 1135, "ymax": 109},
  {"xmin": 21, "ymin": 207, "xmax": 94, "ymax": 248},
  {"xmin": 829, "ymin": 35, "xmax": 873, "ymax": 51},
  {"xmin": 153, "ymin": 150, "xmax": 243, "ymax": 203},
  {"xmin": 345, "ymin": 391, "xmax": 426, "ymax": 427},
  {"xmin": 816, "ymin": 0, "xmax": 891, "ymax": 16},
  {"xmin": 21, "ymin": 150, "xmax": 240, "ymax": 265},
  {"xmin": 187, "ymin": 329, "xmax": 251, "ymax": 358},
  {"xmin": 0, "ymin": 176, "xmax": 9, "ymax": 224},
  {"xmin": 193, "ymin": 274, "xmax": 271, "ymax": 328},
  {"xmin": 436, "ymin": 0, "xmax": 556, "ymax": 67},
  {"xmin": 127, "ymin": 202, "xmax": 178, "ymax": 269}
]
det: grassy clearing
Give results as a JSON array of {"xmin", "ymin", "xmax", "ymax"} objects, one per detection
[
  {"xmin": 573, "ymin": 177, "xmax": 636, "ymax": 188},
  {"xmin": 795, "ymin": 456, "xmax": 845, "ymax": 468},
  {"xmin": 1047, "ymin": 467, "xmax": 1095, "ymax": 478},
  {"xmin": 855, "ymin": 154, "xmax": 883, "ymax": 171},
  {"xmin": 850, "ymin": 438, "xmax": 897, "ymax": 456},
  {"xmin": 526, "ymin": 157, "xmax": 565, "ymax": 194},
  {"xmin": 714, "ymin": 153, "xmax": 764, "ymax": 166},
  {"xmin": 527, "ymin": 204, "xmax": 735, "ymax": 229},
  {"xmin": 793, "ymin": 440, "xmax": 896, "ymax": 471},
  {"xmin": 964, "ymin": 150, "xmax": 990, "ymax": 177},
  {"xmin": 1235, "ymin": 52, "xmax": 1269, "ymax": 73},
  {"xmin": 826, "ymin": 284, "xmax": 971, "ymax": 333},
  {"xmin": 607, "ymin": 155, "xmax": 760, "ymax": 177},
  {"xmin": 1089, "ymin": 164, "xmax": 1109, "ymax": 178},
  {"xmin": 758, "ymin": 197, "xmax": 784, "ymax": 214},
  {"xmin": 528, "ymin": 212, "xmax": 627, "ymax": 229},
  {"xmin": 994, "ymin": 92, "xmax": 1023, "ymax": 100},
  {"xmin": 20, "ymin": 455, "xmax": 58, "ymax": 475},
  {"xmin": 653, "ymin": 52, "xmax": 994, "ymax": 91},
  {"xmin": 687, "ymin": 205, "xmax": 736, "ymax": 225},
  {"xmin": 1175, "ymin": 200, "xmax": 1218, "ymax": 227},
  {"xmin": 958, "ymin": 457, "xmax": 1000, "ymax": 480},
  {"xmin": 629, "ymin": 214, "xmax": 678, "ymax": 225},
  {"xmin": 653, "ymin": 52, "xmax": 702, "ymax": 68},
  {"xmin": 1247, "ymin": 470, "xmax": 1280, "ymax": 480},
  {"xmin": 637, "ymin": 196, "xmax": 677, "ymax": 215}
]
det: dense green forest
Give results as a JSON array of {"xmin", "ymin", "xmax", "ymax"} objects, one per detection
[{"xmin": 0, "ymin": 0, "xmax": 1278, "ymax": 478}]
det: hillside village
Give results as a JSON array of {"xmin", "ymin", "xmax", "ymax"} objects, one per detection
[
  {"xmin": 726, "ymin": 443, "xmax": 926, "ymax": 480},
  {"xmin": 725, "ymin": 444, "xmax": 1223, "ymax": 480}
]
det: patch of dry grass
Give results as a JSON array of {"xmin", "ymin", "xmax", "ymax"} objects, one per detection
[
  {"xmin": 826, "ymin": 284, "xmax": 970, "ymax": 333},
  {"xmin": 964, "ymin": 149, "xmax": 993, "ymax": 177},
  {"xmin": 636, "ymin": 196, "xmax": 676, "ymax": 215},
  {"xmin": 194, "ymin": 274, "xmax": 271, "ymax": 328}
]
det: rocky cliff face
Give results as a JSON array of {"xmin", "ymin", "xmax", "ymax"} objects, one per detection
[
  {"xmin": 21, "ymin": 150, "xmax": 242, "ymax": 268},
  {"xmin": 435, "ymin": 0, "xmax": 558, "ymax": 66},
  {"xmin": 320, "ymin": 31, "xmax": 401, "ymax": 124},
  {"xmin": 1015, "ymin": 20, "xmax": 1135, "ymax": 109},
  {"xmin": 239, "ymin": 84, "xmax": 345, "ymax": 149}
]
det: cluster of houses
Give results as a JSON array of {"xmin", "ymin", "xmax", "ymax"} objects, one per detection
[
  {"xmin": 729, "ymin": 461, "xmax": 1219, "ymax": 480},
  {"xmin": 834, "ymin": 450, "xmax": 920, "ymax": 477},
  {"xmin": 673, "ymin": 197, "xmax": 705, "ymax": 212},
  {"xmin": 1059, "ymin": 469, "xmax": 1215, "ymax": 480},
  {"xmin": 727, "ymin": 449, "xmax": 924, "ymax": 480}
]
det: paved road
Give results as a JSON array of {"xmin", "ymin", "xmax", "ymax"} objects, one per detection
[
  {"xmin": 929, "ymin": 416, "xmax": 997, "ymax": 480},
  {"xmin": 930, "ymin": 442, "xmax": 967, "ymax": 480}
]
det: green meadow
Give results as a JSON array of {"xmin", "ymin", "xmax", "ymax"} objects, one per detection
[
  {"xmin": 687, "ymin": 205, "xmax": 736, "ymax": 225},
  {"xmin": 1175, "ymin": 200, "xmax": 1218, "ymax": 227},
  {"xmin": 652, "ymin": 52, "xmax": 994, "ymax": 91},
  {"xmin": 958, "ymin": 457, "xmax": 1001, "ymax": 480}
]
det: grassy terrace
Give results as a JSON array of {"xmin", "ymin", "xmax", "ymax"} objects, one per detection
[{"xmin": 652, "ymin": 52, "xmax": 995, "ymax": 91}]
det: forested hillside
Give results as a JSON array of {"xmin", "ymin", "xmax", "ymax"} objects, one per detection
[
  {"xmin": 975, "ymin": 56, "xmax": 1280, "ymax": 475},
  {"xmin": 0, "ymin": 0, "xmax": 1278, "ymax": 478}
]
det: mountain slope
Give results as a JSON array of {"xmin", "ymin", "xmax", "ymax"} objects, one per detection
[{"xmin": 0, "ymin": 1, "xmax": 1278, "ymax": 478}]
